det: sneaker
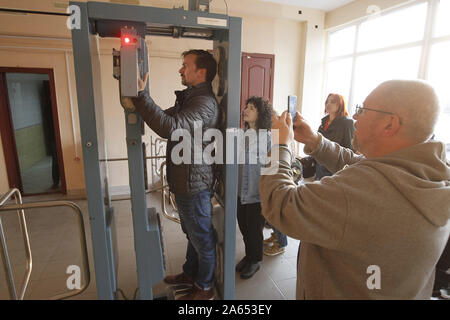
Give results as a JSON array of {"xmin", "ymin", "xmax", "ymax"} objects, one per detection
[
  {"xmin": 263, "ymin": 232, "xmax": 277, "ymax": 245},
  {"xmin": 178, "ymin": 284, "xmax": 214, "ymax": 300},
  {"xmin": 163, "ymin": 272, "xmax": 195, "ymax": 286},
  {"xmin": 264, "ymin": 243, "xmax": 286, "ymax": 256},
  {"xmin": 240, "ymin": 262, "xmax": 260, "ymax": 279},
  {"xmin": 235, "ymin": 256, "xmax": 249, "ymax": 273}
]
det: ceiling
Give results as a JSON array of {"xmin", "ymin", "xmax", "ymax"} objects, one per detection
[{"xmin": 261, "ymin": 0, "xmax": 356, "ymax": 12}]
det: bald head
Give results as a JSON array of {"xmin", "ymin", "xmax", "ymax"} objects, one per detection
[{"xmin": 366, "ymin": 80, "xmax": 440, "ymax": 143}]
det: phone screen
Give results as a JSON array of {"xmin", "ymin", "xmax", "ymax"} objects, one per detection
[{"xmin": 288, "ymin": 95, "xmax": 297, "ymax": 120}]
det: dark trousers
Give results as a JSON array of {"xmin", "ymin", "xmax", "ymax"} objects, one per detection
[
  {"xmin": 175, "ymin": 190, "xmax": 216, "ymax": 290},
  {"xmin": 237, "ymin": 199, "xmax": 265, "ymax": 263}
]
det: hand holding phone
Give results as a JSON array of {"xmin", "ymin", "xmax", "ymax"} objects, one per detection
[{"xmin": 288, "ymin": 95, "xmax": 297, "ymax": 122}]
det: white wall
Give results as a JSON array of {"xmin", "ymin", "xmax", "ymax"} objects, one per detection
[
  {"xmin": 298, "ymin": 13, "xmax": 326, "ymax": 132},
  {"xmin": 97, "ymin": 37, "xmax": 212, "ymax": 191},
  {"xmin": 0, "ymin": 46, "xmax": 85, "ymax": 196},
  {"xmin": 0, "ymin": 0, "xmax": 323, "ymax": 194}
]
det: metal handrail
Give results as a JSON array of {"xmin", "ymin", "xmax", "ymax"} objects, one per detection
[
  {"xmin": 159, "ymin": 161, "xmax": 180, "ymax": 224},
  {"xmin": 0, "ymin": 196, "xmax": 90, "ymax": 300},
  {"xmin": 0, "ymin": 188, "xmax": 32, "ymax": 300},
  {"xmin": 99, "ymin": 155, "xmax": 166, "ymax": 162},
  {"xmin": 151, "ymin": 138, "xmax": 167, "ymax": 184}
]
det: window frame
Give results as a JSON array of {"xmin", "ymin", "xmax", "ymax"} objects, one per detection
[{"xmin": 323, "ymin": 0, "xmax": 450, "ymax": 112}]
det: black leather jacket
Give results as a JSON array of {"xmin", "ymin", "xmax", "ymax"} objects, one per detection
[{"xmin": 132, "ymin": 82, "xmax": 219, "ymax": 195}]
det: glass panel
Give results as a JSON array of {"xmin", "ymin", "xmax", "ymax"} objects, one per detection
[
  {"xmin": 324, "ymin": 58, "xmax": 353, "ymax": 113},
  {"xmin": 352, "ymin": 46, "xmax": 421, "ymax": 108},
  {"xmin": 434, "ymin": 0, "xmax": 450, "ymax": 37},
  {"xmin": 357, "ymin": 3, "xmax": 427, "ymax": 51},
  {"xmin": 5, "ymin": 72, "xmax": 60, "ymax": 194},
  {"xmin": 328, "ymin": 26, "xmax": 356, "ymax": 58},
  {"xmin": 427, "ymin": 41, "xmax": 450, "ymax": 154}
]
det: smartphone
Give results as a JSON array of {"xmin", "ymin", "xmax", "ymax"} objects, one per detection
[{"xmin": 288, "ymin": 95, "xmax": 297, "ymax": 121}]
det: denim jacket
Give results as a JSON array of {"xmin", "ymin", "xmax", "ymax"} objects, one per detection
[{"xmin": 238, "ymin": 130, "xmax": 271, "ymax": 204}]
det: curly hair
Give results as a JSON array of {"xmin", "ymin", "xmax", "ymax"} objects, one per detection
[{"xmin": 244, "ymin": 96, "xmax": 273, "ymax": 130}]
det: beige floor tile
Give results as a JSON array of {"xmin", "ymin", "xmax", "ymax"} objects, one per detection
[
  {"xmin": 68, "ymin": 290, "xmax": 99, "ymax": 300},
  {"xmin": 1, "ymin": 193, "xmax": 304, "ymax": 300},
  {"xmin": 26, "ymin": 277, "xmax": 72, "ymax": 300},
  {"xmin": 261, "ymin": 256, "xmax": 297, "ymax": 282},
  {"xmin": 235, "ymin": 276, "xmax": 284, "ymax": 300},
  {"xmin": 276, "ymin": 278, "xmax": 297, "ymax": 300},
  {"xmin": 39, "ymin": 259, "xmax": 83, "ymax": 280}
]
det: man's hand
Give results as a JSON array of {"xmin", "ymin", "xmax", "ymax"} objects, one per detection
[
  {"xmin": 272, "ymin": 111, "xmax": 294, "ymax": 146},
  {"xmin": 119, "ymin": 72, "xmax": 149, "ymax": 111},
  {"xmin": 292, "ymin": 112, "xmax": 320, "ymax": 151},
  {"xmin": 138, "ymin": 72, "xmax": 149, "ymax": 92},
  {"xmin": 120, "ymin": 97, "xmax": 135, "ymax": 111}
]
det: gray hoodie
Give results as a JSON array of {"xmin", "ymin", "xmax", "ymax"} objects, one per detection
[{"xmin": 259, "ymin": 135, "xmax": 450, "ymax": 299}]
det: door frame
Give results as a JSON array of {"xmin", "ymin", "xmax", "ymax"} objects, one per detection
[
  {"xmin": 240, "ymin": 52, "xmax": 275, "ymax": 127},
  {"xmin": 0, "ymin": 67, "xmax": 67, "ymax": 195},
  {"xmin": 241, "ymin": 52, "xmax": 275, "ymax": 104}
]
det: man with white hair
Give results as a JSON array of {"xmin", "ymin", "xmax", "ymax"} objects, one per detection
[{"xmin": 260, "ymin": 80, "xmax": 450, "ymax": 299}]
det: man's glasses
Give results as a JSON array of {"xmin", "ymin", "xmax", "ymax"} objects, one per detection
[{"xmin": 354, "ymin": 105, "xmax": 395, "ymax": 116}]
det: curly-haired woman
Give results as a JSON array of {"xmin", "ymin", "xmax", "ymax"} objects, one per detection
[{"xmin": 235, "ymin": 96, "xmax": 274, "ymax": 279}]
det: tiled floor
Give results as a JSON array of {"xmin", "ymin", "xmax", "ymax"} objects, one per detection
[
  {"xmin": 20, "ymin": 156, "xmax": 61, "ymax": 195},
  {"xmin": 0, "ymin": 191, "xmax": 299, "ymax": 300}
]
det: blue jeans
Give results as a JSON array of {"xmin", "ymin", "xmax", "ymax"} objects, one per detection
[
  {"xmin": 267, "ymin": 222, "xmax": 288, "ymax": 248},
  {"xmin": 175, "ymin": 190, "xmax": 216, "ymax": 290},
  {"xmin": 273, "ymin": 226, "xmax": 288, "ymax": 248}
]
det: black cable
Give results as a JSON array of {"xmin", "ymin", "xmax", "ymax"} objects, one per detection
[
  {"xmin": 0, "ymin": 8, "xmax": 70, "ymax": 16},
  {"xmin": 116, "ymin": 288, "xmax": 130, "ymax": 300},
  {"xmin": 223, "ymin": 0, "xmax": 228, "ymax": 16},
  {"xmin": 132, "ymin": 287, "xmax": 140, "ymax": 300}
]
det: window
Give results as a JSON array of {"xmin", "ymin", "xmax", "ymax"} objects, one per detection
[
  {"xmin": 324, "ymin": 58, "xmax": 352, "ymax": 101},
  {"xmin": 434, "ymin": 0, "xmax": 450, "ymax": 37},
  {"xmin": 324, "ymin": 0, "xmax": 450, "ymax": 153},
  {"xmin": 352, "ymin": 47, "xmax": 422, "ymax": 106},
  {"xmin": 328, "ymin": 26, "xmax": 356, "ymax": 58},
  {"xmin": 428, "ymin": 41, "xmax": 450, "ymax": 146},
  {"xmin": 357, "ymin": 3, "xmax": 427, "ymax": 52}
]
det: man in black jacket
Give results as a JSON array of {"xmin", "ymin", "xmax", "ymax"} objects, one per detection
[{"xmin": 128, "ymin": 50, "xmax": 219, "ymax": 300}]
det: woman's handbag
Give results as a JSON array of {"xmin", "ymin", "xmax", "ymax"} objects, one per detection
[{"xmin": 298, "ymin": 156, "xmax": 316, "ymax": 179}]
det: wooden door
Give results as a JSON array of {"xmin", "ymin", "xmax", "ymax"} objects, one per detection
[
  {"xmin": 240, "ymin": 53, "xmax": 274, "ymax": 127},
  {"xmin": 0, "ymin": 67, "xmax": 66, "ymax": 195},
  {"xmin": 0, "ymin": 73, "xmax": 22, "ymax": 190}
]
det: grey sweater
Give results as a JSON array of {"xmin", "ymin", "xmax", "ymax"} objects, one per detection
[{"xmin": 259, "ymin": 134, "xmax": 450, "ymax": 299}]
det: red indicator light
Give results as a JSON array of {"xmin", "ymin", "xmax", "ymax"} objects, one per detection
[{"xmin": 124, "ymin": 37, "xmax": 130, "ymax": 44}]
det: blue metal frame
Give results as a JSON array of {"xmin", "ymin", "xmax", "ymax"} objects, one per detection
[
  {"xmin": 70, "ymin": 2, "xmax": 116, "ymax": 299},
  {"xmin": 70, "ymin": 1, "xmax": 241, "ymax": 300}
]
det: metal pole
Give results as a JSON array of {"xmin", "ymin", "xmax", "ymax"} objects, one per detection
[{"xmin": 0, "ymin": 217, "xmax": 18, "ymax": 299}]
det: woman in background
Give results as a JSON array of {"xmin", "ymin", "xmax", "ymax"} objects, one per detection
[
  {"xmin": 235, "ymin": 96, "xmax": 272, "ymax": 279},
  {"xmin": 315, "ymin": 93, "xmax": 355, "ymax": 180}
]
